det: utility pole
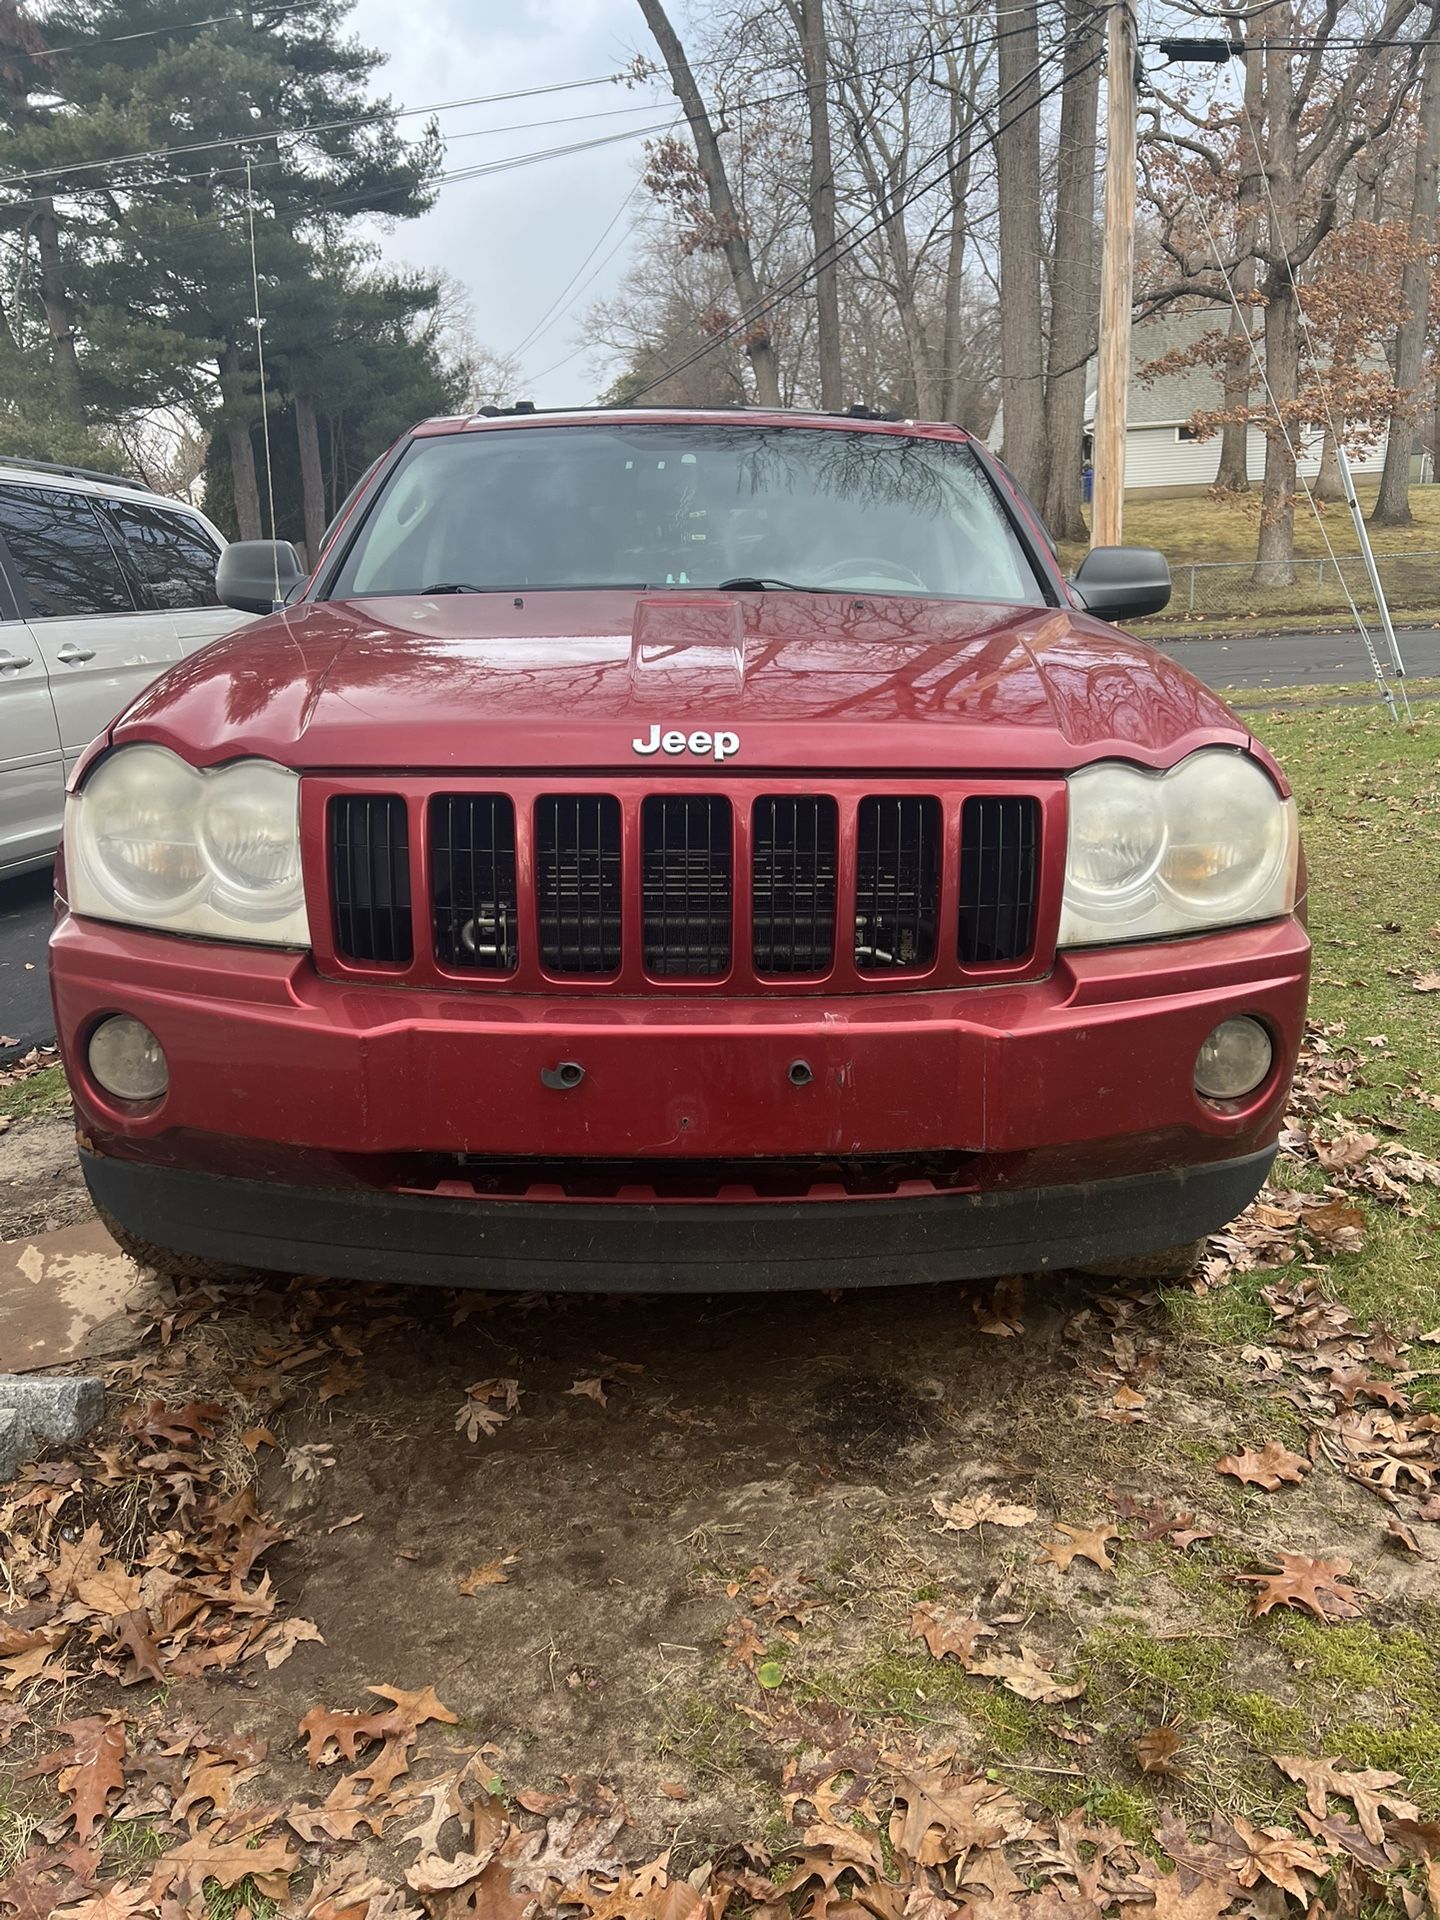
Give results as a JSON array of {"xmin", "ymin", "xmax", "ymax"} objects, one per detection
[{"xmin": 1091, "ymin": 0, "xmax": 1137, "ymax": 548}]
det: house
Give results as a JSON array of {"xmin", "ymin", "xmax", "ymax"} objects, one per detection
[{"xmin": 990, "ymin": 309, "xmax": 1392, "ymax": 493}]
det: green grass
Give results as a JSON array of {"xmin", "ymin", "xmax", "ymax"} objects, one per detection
[
  {"xmin": 1178, "ymin": 704, "xmax": 1440, "ymax": 1348},
  {"xmin": 1220, "ymin": 678, "xmax": 1440, "ymax": 710},
  {"xmin": 0, "ymin": 1062, "xmax": 69, "ymax": 1121},
  {"xmin": 203, "ymin": 1878, "xmax": 281, "ymax": 1920},
  {"xmin": 1057, "ymin": 482, "xmax": 1440, "ymax": 570}
]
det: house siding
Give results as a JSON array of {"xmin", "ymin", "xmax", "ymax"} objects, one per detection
[{"xmin": 1119, "ymin": 424, "xmax": 1388, "ymax": 491}]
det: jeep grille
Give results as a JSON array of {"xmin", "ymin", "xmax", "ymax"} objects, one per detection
[{"xmin": 319, "ymin": 780, "xmax": 1050, "ymax": 989}]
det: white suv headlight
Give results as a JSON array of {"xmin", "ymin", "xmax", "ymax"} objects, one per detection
[
  {"xmin": 1058, "ymin": 747, "xmax": 1298, "ymax": 948},
  {"xmin": 67, "ymin": 744, "xmax": 310, "ymax": 947}
]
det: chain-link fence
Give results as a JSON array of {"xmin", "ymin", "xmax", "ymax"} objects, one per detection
[{"xmin": 1154, "ymin": 550, "xmax": 1440, "ymax": 626}]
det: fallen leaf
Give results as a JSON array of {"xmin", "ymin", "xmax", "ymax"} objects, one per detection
[
  {"xmin": 931, "ymin": 1493, "xmax": 1037, "ymax": 1532},
  {"xmin": 889, "ymin": 1768, "xmax": 1023, "ymax": 1864},
  {"xmin": 459, "ymin": 1557, "xmax": 518, "ymax": 1594},
  {"xmin": 1387, "ymin": 1515, "xmax": 1423, "ymax": 1554},
  {"xmin": 1274, "ymin": 1755, "xmax": 1421, "ymax": 1845},
  {"xmin": 723, "ymin": 1617, "xmax": 764, "ymax": 1672},
  {"xmin": 567, "ymin": 1377, "xmax": 609, "ymax": 1406},
  {"xmin": 1215, "ymin": 1441, "xmax": 1310, "ymax": 1490},
  {"xmin": 51, "ymin": 1887, "xmax": 156, "ymax": 1920},
  {"xmin": 455, "ymin": 1379, "xmax": 521, "ymax": 1441},
  {"xmin": 909, "ymin": 1602, "xmax": 994, "ymax": 1665},
  {"xmin": 1236, "ymin": 1553, "xmax": 1364, "ymax": 1622},
  {"xmin": 260, "ymin": 1617, "xmax": 325, "ymax": 1669},
  {"xmin": 1129, "ymin": 1857, "xmax": 1234, "ymax": 1920},
  {"xmin": 1231, "ymin": 1815, "xmax": 1327, "ymax": 1901},
  {"xmin": 149, "ymin": 1821, "xmax": 298, "ymax": 1903},
  {"xmin": 74, "ymin": 1561, "xmax": 143, "ymax": 1619},
  {"xmin": 1304, "ymin": 1201, "xmax": 1367, "ymax": 1253},
  {"xmin": 969, "ymin": 1645, "xmax": 1086, "ymax": 1704},
  {"xmin": 1041, "ymin": 1522, "xmax": 1119, "ymax": 1574},
  {"xmin": 1136, "ymin": 1725, "xmax": 1182, "ymax": 1776},
  {"xmin": 1412, "ymin": 972, "xmax": 1440, "ymax": 993},
  {"xmin": 33, "ymin": 1716, "xmax": 126, "ymax": 1840}
]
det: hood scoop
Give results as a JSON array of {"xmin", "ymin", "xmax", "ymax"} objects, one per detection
[{"xmin": 629, "ymin": 594, "xmax": 747, "ymax": 697}]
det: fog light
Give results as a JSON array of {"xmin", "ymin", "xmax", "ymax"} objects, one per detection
[
  {"xmin": 88, "ymin": 1016, "xmax": 168, "ymax": 1103},
  {"xmin": 1194, "ymin": 1016, "xmax": 1272, "ymax": 1102}
]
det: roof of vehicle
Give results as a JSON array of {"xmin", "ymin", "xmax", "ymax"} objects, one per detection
[
  {"xmin": 412, "ymin": 405, "xmax": 976, "ymax": 438},
  {"xmin": 0, "ymin": 454, "xmax": 214, "ymax": 519}
]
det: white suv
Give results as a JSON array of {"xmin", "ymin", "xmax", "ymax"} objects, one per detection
[{"xmin": 0, "ymin": 458, "xmax": 248, "ymax": 877}]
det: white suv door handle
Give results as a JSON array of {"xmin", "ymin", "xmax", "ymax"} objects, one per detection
[
  {"xmin": 0, "ymin": 649, "xmax": 34, "ymax": 670},
  {"xmin": 55, "ymin": 644, "xmax": 97, "ymax": 663}
]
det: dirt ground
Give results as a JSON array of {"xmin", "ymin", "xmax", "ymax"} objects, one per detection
[{"xmin": 7, "ymin": 1082, "xmax": 1440, "ymax": 1919}]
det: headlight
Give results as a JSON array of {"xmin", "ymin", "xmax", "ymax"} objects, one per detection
[
  {"xmin": 67, "ymin": 745, "xmax": 310, "ymax": 947},
  {"xmin": 1058, "ymin": 748, "xmax": 1298, "ymax": 948}
]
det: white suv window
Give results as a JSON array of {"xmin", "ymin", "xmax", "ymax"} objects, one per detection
[
  {"xmin": 105, "ymin": 498, "xmax": 221, "ymax": 609},
  {"xmin": 0, "ymin": 484, "xmax": 136, "ymax": 617}
]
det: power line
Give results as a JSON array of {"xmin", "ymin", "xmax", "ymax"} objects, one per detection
[
  {"xmin": 19, "ymin": 0, "xmax": 317, "ymax": 58},
  {"xmin": 507, "ymin": 173, "xmax": 653, "ymax": 363},
  {"xmin": 0, "ymin": 9, "xmax": 1081, "ymax": 198},
  {"xmin": 0, "ymin": 71, "xmax": 648, "ymax": 192}
]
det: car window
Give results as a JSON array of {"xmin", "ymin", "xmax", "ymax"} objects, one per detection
[
  {"xmin": 105, "ymin": 499, "xmax": 221, "ymax": 609},
  {"xmin": 0, "ymin": 484, "xmax": 136, "ymax": 617},
  {"xmin": 329, "ymin": 425, "xmax": 1044, "ymax": 605}
]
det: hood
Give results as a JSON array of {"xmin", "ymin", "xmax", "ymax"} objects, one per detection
[{"xmin": 113, "ymin": 590, "xmax": 1247, "ymax": 775}]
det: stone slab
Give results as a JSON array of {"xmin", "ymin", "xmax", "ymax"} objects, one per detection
[
  {"xmin": 0, "ymin": 1373, "xmax": 104, "ymax": 1481},
  {"xmin": 0, "ymin": 1217, "xmax": 151, "ymax": 1372}
]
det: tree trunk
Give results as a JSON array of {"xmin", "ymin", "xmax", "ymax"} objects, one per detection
[
  {"xmin": 1214, "ymin": 308, "xmax": 1256, "ymax": 491},
  {"xmin": 636, "ymin": 0, "xmax": 782, "ymax": 405},
  {"xmin": 787, "ymin": 0, "xmax": 842, "ymax": 411},
  {"xmin": 893, "ymin": 278, "xmax": 941, "ymax": 419},
  {"xmin": 1372, "ymin": 30, "xmax": 1439, "ymax": 525},
  {"xmin": 218, "ymin": 341, "xmax": 262, "ymax": 541},
  {"xmin": 1252, "ymin": 21, "xmax": 1300, "ymax": 585},
  {"xmin": 996, "ymin": 0, "xmax": 1047, "ymax": 499},
  {"xmin": 30, "ymin": 191, "xmax": 83, "ymax": 423},
  {"xmin": 295, "ymin": 391, "xmax": 326, "ymax": 563},
  {"xmin": 1254, "ymin": 282, "xmax": 1299, "ymax": 585},
  {"xmin": 939, "ymin": 70, "xmax": 974, "ymax": 422},
  {"xmin": 1313, "ymin": 425, "xmax": 1344, "ymax": 501},
  {"xmin": 1041, "ymin": 0, "xmax": 1101, "ymax": 542},
  {"xmin": 1216, "ymin": 16, "xmax": 1266, "ymax": 491}
]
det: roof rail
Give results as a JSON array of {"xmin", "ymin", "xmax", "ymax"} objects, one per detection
[{"xmin": 0, "ymin": 454, "xmax": 153, "ymax": 493}]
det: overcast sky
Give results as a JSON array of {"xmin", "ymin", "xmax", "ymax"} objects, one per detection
[{"xmin": 348, "ymin": 0, "xmax": 675, "ymax": 408}]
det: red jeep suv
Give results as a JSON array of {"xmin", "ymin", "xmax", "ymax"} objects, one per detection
[{"xmin": 50, "ymin": 409, "xmax": 1308, "ymax": 1291}]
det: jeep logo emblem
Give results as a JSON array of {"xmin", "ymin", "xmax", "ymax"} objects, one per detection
[{"xmin": 632, "ymin": 724, "xmax": 740, "ymax": 762}]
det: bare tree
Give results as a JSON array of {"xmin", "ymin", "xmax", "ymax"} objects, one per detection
[
  {"xmin": 1373, "ymin": 14, "xmax": 1439, "ymax": 522},
  {"xmin": 636, "ymin": 0, "xmax": 783, "ymax": 404},
  {"xmin": 783, "ymin": 0, "xmax": 844, "ymax": 409},
  {"xmin": 995, "ymin": 0, "xmax": 1047, "ymax": 498},
  {"xmin": 1142, "ymin": 0, "xmax": 1424, "ymax": 582}
]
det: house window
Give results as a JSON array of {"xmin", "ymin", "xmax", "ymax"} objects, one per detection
[{"xmin": 1176, "ymin": 425, "xmax": 1203, "ymax": 443}]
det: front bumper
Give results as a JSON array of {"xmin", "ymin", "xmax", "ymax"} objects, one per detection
[
  {"xmin": 52, "ymin": 911, "xmax": 1308, "ymax": 1289},
  {"xmin": 80, "ymin": 1144, "xmax": 1275, "ymax": 1291}
]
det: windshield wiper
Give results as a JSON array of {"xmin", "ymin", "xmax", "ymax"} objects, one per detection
[
  {"xmin": 420, "ymin": 581, "xmax": 655, "ymax": 594},
  {"xmin": 716, "ymin": 575, "xmax": 828, "ymax": 592}
]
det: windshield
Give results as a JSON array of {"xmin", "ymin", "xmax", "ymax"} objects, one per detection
[{"xmin": 327, "ymin": 423, "xmax": 1045, "ymax": 604}]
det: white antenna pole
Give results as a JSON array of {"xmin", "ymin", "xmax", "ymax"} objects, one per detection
[
  {"xmin": 244, "ymin": 150, "xmax": 283, "ymax": 610},
  {"xmin": 1334, "ymin": 439, "xmax": 1411, "ymax": 714}
]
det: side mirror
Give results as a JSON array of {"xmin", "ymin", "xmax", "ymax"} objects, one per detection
[
  {"xmin": 216, "ymin": 539, "xmax": 306, "ymax": 615},
  {"xmin": 1069, "ymin": 546, "xmax": 1171, "ymax": 622}
]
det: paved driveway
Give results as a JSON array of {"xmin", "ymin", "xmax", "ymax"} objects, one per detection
[{"xmin": 0, "ymin": 867, "xmax": 52, "ymax": 1061}]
